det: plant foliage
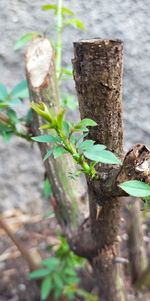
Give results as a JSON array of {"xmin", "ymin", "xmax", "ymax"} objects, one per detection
[
  {"xmin": 0, "ymin": 81, "xmax": 31, "ymax": 142},
  {"xmin": 119, "ymin": 180, "xmax": 150, "ymax": 198},
  {"xmin": 31, "ymin": 102, "xmax": 122, "ymax": 179},
  {"xmin": 29, "ymin": 237, "xmax": 94, "ymax": 301}
]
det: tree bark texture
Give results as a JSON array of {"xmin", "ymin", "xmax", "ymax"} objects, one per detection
[
  {"xmin": 25, "ymin": 38, "xmax": 87, "ymax": 235},
  {"xmin": 127, "ymin": 198, "xmax": 148, "ymax": 283},
  {"xmin": 73, "ymin": 39, "xmax": 126, "ymax": 301}
]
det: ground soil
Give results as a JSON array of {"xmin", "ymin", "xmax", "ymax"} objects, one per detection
[
  {"xmin": 1, "ymin": 207, "xmax": 150, "ymax": 301},
  {"xmin": 0, "ymin": 209, "xmax": 60, "ymax": 301}
]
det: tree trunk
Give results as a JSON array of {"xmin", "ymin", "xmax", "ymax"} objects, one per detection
[
  {"xmin": 25, "ymin": 38, "xmax": 87, "ymax": 236},
  {"xmin": 73, "ymin": 39, "xmax": 126, "ymax": 301}
]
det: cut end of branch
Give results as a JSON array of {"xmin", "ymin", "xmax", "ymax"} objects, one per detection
[
  {"xmin": 117, "ymin": 144, "xmax": 150, "ymax": 185},
  {"xmin": 76, "ymin": 38, "xmax": 123, "ymax": 45},
  {"xmin": 25, "ymin": 38, "xmax": 54, "ymax": 91}
]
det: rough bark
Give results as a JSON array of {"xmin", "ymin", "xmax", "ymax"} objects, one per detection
[
  {"xmin": 93, "ymin": 143, "xmax": 150, "ymax": 200},
  {"xmin": 73, "ymin": 39, "xmax": 126, "ymax": 301},
  {"xmin": 117, "ymin": 144, "xmax": 150, "ymax": 186},
  {"xmin": 25, "ymin": 38, "xmax": 87, "ymax": 235},
  {"xmin": 73, "ymin": 39, "xmax": 123, "ymax": 155},
  {"xmin": 127, "ymin": 198, "xmax": 148, "ymax": 283}
]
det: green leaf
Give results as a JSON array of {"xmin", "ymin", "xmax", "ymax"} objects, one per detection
[
  {"xmin": 65, "ymin": 276, "xmax": 79, "ymax": 285},
  {"xmin": 119, "ymin": 180, "xmax": 150, "ymax": 197},
  {"xmin": 62, "ymin": 68, "xmax": 73, "ymax": 76},
  {"xmin": 24, "ymin": 108, "xmax": 33, "ymax": 124},
  {"xmin": 61, "ymin": 7, "xmax": 74, "ymax": 16},
  {"xmin": 43, "ymin": 149, "xmax": 54, "ymax": 161},
  {"xmin": 56, "ymin": 108, "xmax": 65, "ymax": 129},
  {"xmin": 70, "ymin": 135, "xmax": 76, "ymax": 144},
  {"xmin": 65, "ymin": 18, "xmax": 85, "ymax": 30},
  {"xmin": 11, "ymin": 80, "xmax": 29, "ymax": 99},
  {"xmin": 41, "ymin": 276, "xmax": 52, "ymax": 301},
  {"xmin": 7, "ymin": 109, "xmax": 18, "ymax": 124},
  {"xmin": 0, "ymin": 83, "xmax": 8, "ymax": 101},
  {"xmin": 61, "ymin": 95, "xmax": 77, "ymax": 110},
  {"xmin": 84, "ymin": 148, "xmax": 121, "ymax": 165},
  {"xmin": 63, "ymin": 120, "xmax": 70, "ymax": 137},
  {"xmin": 0, "ymin": 102, "xmax": 8, "ymax": 109},
  {"xmin": 42, "ymin": 257, "xmax": 60, "ymax": 270},
  {"xmin": 76, "ymin": 118, "xmax": 97, "ymax": 129},
  {"xmin": 2, "ymin": 131, "xmax": 13, "ymax": 142},
  {"xmin": 53, "ymin": 274, "xmax": 64, "ymax": 291},
  {"xmin": 0, "ymin": 123, "xmax": 10, "ymax": 134},
  {"xmin": 63, "ymin": 284, "xmax": 76, "ymax": 297},
  {"xmin": 32, "ymin": 135, "xmax": 59, "ymax": 143},
  {"xmin": 8, "ymin": 99, "xmax": 22, "ymax": 106},
  {"xmin": 77, "ymin": 126, "xmax": 88, "ymax": 132},
  {"xmin": 41, "ymin": 4, "xmax": 57, "ymax": 13},
  {"xmin": 29, "ymin": 269, "xmax": 50, "ymax": 280},
  {"xmin": 42, "ymin": 4, "xmax": 74, "ymax": 16},
  {"xmin": 56, "ymin": 237, "xmax": 69, "ymax": 256},
  {"xmin": 74, "ymin": 133, "xmax": 88, "ymax": 145},
  {"xmin": 53, "ymin": 146, "xmax": 68, "ymax": 158},
  {"xmin": 53, "ymin": 287, "xmax": 62, "ymax": 300},
  {"xmin": 43, "ymin": 178, "xmax": 52, "ymax": 199},
  {"xmin": 78, "ymin": 140, "xmax": 95, "ymax": 151},
  {"xmin": 39, "ymin": 124, "xmax": 51, "ymax": 130},
  {"xmin": 14, "ymin": 32, "xmax": 41, "ymax": 50},
  {"xmin": 0, "ymin": 99, "xmax": 21, "ymax": 109},
  {"xmin": 83, "ymin": 144, "xmax": 106, "ymax": 153},
  {"xmin": 31, "ymin": 102, "xmax": 54, "ymax": 123},
  {"xmin": 64, "ymin": 268, "xmax": 77, "ymax": 277}
]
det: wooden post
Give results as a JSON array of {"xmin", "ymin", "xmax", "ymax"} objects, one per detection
[{"xmin": 73, "ymin": 39, "xmax": 126, "ymax": 301}]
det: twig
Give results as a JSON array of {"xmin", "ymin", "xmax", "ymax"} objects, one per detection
[
  {"xmin": 56, "ymin": 0, "xmax": 63, "ymax": 81},
  {"xmin": 0, "ymin": 112, "xmax": 32, "ymax": 141},
  {"xmin": 0, "ymin": 216, "xmax": 41, "ymax": 271}
]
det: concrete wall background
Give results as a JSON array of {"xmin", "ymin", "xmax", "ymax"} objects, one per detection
[{"xmin": 0, "ymin": 0, "xmax": 150, "ymax": 211}]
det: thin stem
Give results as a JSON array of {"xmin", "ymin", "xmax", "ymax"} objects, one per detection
[
  {"xmin": 0, "ymin": 216, "xmax": 40, "ymax": 271},
  {"xmin": 56, "ymin": 0, "xmax": 63, "ymax": 81},
  {"xmin": 15, "ymin": 131, "xmax": 32, "ymax": 141},
  {"xmin": 0, "ymin": 112, "xmax": 32, "ymax": 142},
  {"xmin": 56, "ymin": 127, "xmax": 96, "ymax": 177}
]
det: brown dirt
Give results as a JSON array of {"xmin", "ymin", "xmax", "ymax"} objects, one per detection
[
  {"xmin": 1, "ymin": 208, "xmax": 150, "ymax": 301},
  {"xmin": 0, "ymin": 209, "xmax": 59, "ymax": 301}
]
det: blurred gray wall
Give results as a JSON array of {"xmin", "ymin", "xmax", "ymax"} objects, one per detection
[{"xmin": 0, "ymin": 0, "xmax": 150, "ymax": 211}]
